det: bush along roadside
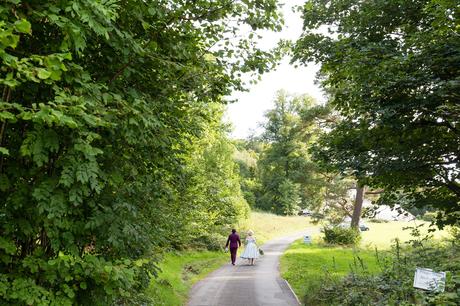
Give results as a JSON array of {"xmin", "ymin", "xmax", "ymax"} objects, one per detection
[
  {"xmin": 322, "ymin": 226, "xmax": 361, "ymax": 246},
  {"xmin": 305, "ymin": 226, "xmax": 460, "ymax": 306}
]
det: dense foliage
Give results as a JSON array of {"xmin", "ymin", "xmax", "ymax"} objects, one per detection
[
  {"xmin": 322, "ymin": 226, "xmax": 361, "ymax": 246},
  {"xmin": 256, "ymin": 91, "xmax": 325, "ymax": 215},
  {"xmin": 233, "ymin": 139, "xmax": 263, "ymax": 208},
  {"xmin": 234, "ymin": 92, "xmax": 353, "ymax": 217},
  {"xmin": 294, "ymin": 0, "xmax": 460, "ymax": 227},
  {"xmin": 0, "ymin": 0, "xmax": 283, "ymax": 304},
  {"xmin": 180, "ymin": 110, "xmax": 250, "ymax": 250}
]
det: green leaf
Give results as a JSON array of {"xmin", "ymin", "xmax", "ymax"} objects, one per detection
[
  {"xmin": 50, "ymin": 70, "xmax": 62, "ymax": 81},
  {"xmin": 0, "ymin": 31, "xmax": 19, "ymax": 48},
  {"xmin": 0, "ymin": 147, "xmax": 9, "ymax": 156},
  {"xmin": 141, "ymin": 21, "xmax": 150, "ymax": 30},
  {"xmin": 0, "ymin": 237, "xmax": 16, "ymax": 255},
  {"xmin": 14, "ymin": 19, "xmax": 31, "ymax": 34},
  {"xmin": 0, "ymin": 111, "xmax": 16, "ymax": 122},
  {"xmin": 37, "ymin": 68, "xmax": 52, "ymax": 79},
  {"xmin": 66, "ymin": 289, "xmax": 75, "ymax": 298},
  {"xmin": 62, "ymin": 52, "xmax": 72, "ymax": 60}
]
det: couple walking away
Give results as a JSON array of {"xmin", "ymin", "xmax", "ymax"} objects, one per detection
[{"xmin": 225, "ymin": 229, "xmax": 259, "ymax": 266}]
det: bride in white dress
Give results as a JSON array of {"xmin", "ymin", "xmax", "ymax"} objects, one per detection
[{"xmin": 240, "ymin": 230, "xmax": 259, "ymax": 265}]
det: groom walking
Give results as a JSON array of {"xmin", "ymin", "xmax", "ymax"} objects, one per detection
[{"xmin": 225, "ymin": 229, "xmax": 241, "ymax": 265}]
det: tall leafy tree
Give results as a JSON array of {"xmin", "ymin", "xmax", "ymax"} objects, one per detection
[
  {"xmin": 294, "ymin": 0, "xmax": 460, "ymax": 227},
  {"xmin": 180, "ymin": 106, "xmax": 250, "ymax": 246},
  {"xmin": 298, "ymin": 104, "xmax": 359, "ymax": 224},
  {"xmin": 258, "ymin": 90, "xmax": 323, "ymax": 215},
  {"xmin": 234, "ymin": 140, "xmax": 262, "ymax": 207},
  {"xmin": 0, "ymin": 0, "xmax": 283, "ymax": 303}
]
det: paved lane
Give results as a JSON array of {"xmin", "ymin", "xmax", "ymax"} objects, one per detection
[{"xmin": 188, "ymin": 230, "xmax": 313, "ymax": 306}]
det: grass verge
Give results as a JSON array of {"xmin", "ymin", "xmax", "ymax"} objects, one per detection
[
  {"xmin": 280, "ymin": 240, "xmax": 380, "ymax": 301},
  {"xmin": 280, "ymin": 220, "xmax": 448, "ymax": 304},
  {"xmin": 146, "ymin": 250, "xmax": 227, "ymax": 306}
]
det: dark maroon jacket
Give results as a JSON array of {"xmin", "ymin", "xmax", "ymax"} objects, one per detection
[{"xmin": 225, "ymin": 233, "xmax": 241, "ymax": 248}]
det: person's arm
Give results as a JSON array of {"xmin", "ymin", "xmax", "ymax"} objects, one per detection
[{"xmin": 225, "ymin": 236, "xmax": 230, "ymax": 248}]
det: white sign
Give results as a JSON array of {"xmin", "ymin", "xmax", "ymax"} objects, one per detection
[
  {"xmin": 303, "ymin": 235, "xmax": 312, "ymax": 244},
  {"xmin": 413, "ymin": 268, "xmax": 446, "ymax": 292}
]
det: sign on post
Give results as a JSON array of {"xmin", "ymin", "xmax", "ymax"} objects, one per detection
[
  {"xmin": 413, "ymin": 268, "xmax": 446, "ymax": 292},
  {"xmin": 303, "ymin": 235, "xmax": 312, "ymax": 244}
]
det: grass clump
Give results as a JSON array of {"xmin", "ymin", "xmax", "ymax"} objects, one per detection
[{"xmin": 280, "ymin": 240, "xmax": 379, "ymax": 301}]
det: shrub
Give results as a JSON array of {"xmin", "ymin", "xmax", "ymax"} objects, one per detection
[
  {"xmin": 449, "ymin": 226, "xmax": 460, "ymax": 241},
  {"xmin": 323, "ymin": 226, "xmax": 361, "ymax": 245},
  {"xmin": 191, "ymin": 233, "xmax": 228, "ymax": 251}
]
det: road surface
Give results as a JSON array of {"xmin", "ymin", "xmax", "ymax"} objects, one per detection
[{"xmin": 188, "ymin": 231, "xmax": 311, "ymax": 306}]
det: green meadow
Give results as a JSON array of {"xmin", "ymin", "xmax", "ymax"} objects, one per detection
[{"xmin": 280, "ymin": 220, "xmax": 448, "ymax": 302}]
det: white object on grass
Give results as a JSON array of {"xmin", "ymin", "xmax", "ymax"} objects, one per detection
[
  {"xmin": 303, "ymin": 235, "xmax": 312, "ymax": 244},
  {"xmin": 413, "ymin": 268, "xmax": 446, "ymax": 292}
]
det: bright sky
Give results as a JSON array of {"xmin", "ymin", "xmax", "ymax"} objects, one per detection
[{"xmin": 225, "ymin": 0, "xmax": 326, "ymax": 139}]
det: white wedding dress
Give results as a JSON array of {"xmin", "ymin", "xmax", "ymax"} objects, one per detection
[{"xmin": 240, "ymin": 236, "xmax": 259, "ymax": 259}]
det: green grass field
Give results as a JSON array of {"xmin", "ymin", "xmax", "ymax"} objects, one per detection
[
  {"xmin": 360, "ymin": 220, "xmax": 448, "ymax": 249},
  {"xmin": 280, "ymin": 220, "xmax": 449, "ymax": 303},
  {"xmin": 237, "ymin": 210, "xmax": 311, "ymax": 244},
  {"xmin": 280, "ymin": 241, "xmax": 380, "ymax": 301},
  {"xmin": 147, "ymin": 211, "xmax": 312, "ymax": 305}
]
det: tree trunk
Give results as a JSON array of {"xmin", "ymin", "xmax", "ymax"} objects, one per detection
[{"xmin": 351, "ymin": 184, "xmax": 365, "ymax": 229}]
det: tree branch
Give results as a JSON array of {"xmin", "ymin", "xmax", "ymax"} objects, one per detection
[{"xmin": 108, "ymin": 3, "xmax": 233, "ymax": 84}]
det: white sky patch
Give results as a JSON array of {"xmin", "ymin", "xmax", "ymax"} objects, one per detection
[{"xmin": 224, "ymin": 0, "xmax": 326, "ymax": 139}]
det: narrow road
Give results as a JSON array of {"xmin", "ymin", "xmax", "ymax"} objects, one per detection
[{"xmin": 188, "ymin": 231, "xmax": 312, "ymax": 306}]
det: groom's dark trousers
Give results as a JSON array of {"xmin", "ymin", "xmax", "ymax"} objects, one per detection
[
  {"xmin": 225, "ymin": 233, "xmax": 241, "ymax": 265},
  {"xmin": 230, "ymin": 247, "xmax": 238, "ymax": 265}
]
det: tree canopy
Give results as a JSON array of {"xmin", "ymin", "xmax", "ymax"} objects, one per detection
[
  {"xmin": 294, "ymin": 0, "xmax": 460, "ymax": 227},
  {"xmin": 255, "ymin": 91, "xmax": 325, "ymax": 215},
  {"xmin": 0, "ymin": 0, "xmax": 283, "ymax": 304}
]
